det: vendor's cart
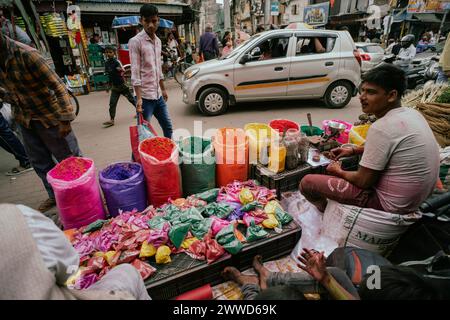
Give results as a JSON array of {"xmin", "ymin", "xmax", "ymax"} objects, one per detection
[{"xmin": 111, "ymin": 15, "xmax": 174, "ymax": 66}]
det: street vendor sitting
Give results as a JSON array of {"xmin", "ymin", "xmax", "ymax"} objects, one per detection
[{"xmin": 299, "ymin": 64, "xmax": 440, "ymax": 214}]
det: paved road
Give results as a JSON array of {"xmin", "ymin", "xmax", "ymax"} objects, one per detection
[{"xmin": 0, "ymin": 80, "xmax": 363, "ymax": 214}]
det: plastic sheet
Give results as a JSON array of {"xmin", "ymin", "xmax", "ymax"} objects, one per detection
[
  {"xmin": 47, "ymin": 157, "xmax": 106, "ymax": 230},
  {"xmin": 179, "ymin": 136, "xmax": 216, "ymax": 197},
  {"xmin": 139, "ymin": 137, "xmax": 182, "ymax": 207},
  {"xmin": 213, "ymin": 128, "xmax": 248, "ymax": 187},
  {"xmin": 99, "ymin": 162, "xmax": 147, "ymax": 217}
]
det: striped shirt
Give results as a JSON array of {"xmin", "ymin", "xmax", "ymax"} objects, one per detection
[
  {"xmin": 128, "ymin": 30, "xmax": 163, "ymax": 100},
  {"xmin": 0, "ymin": 34, "xmax": 74, "ymax": 128}
]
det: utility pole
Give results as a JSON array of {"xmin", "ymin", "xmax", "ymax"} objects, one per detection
[
  {"xmin": 264, "ymin": 0, "xmax": 271, "ymax": 30},
  {"xmin": 224, "ymin": 0, "xmax": 231, "ymax": 30}
]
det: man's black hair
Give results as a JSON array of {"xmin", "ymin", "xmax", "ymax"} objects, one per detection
[
  {"xmin": 358, "ymin": 265, "xmax": 450, "ymax": 300},
  {"xmin": 140, "ymin": 4, "xmax": 159, "ymax": 18},
  {"xmin": 104, "ymin": 45, "xmax": 116, "ymax": 52},
  {"xmin": 361, "ymin": 63, "xmax": 407, "ymax": 98}
]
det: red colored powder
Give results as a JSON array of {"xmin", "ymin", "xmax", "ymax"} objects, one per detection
[
  {"xmin": 50, "ymin": 157, "xmax": 91, "ymax": 181},
  {"xmin": 140, "ymin": 137, "xmax": 174, "ymax": 161},
  {"xmin": 270, "ymin": 120, "xmax": 299, "ymax": 133}
]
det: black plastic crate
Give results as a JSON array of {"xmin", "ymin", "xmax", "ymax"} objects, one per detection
[
  {"xmin": 253, "ymin": 163, "xmax": 313, "ymax": 198},
  {"xmin": 144, "ymin": 220, "xmax": 301, "ymax": 300}
]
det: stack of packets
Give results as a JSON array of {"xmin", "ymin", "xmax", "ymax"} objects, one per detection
[
  {"xmin": 39, "ymin": 13, "xmax": 68, "ymax": 37},
  {"xmin": 66, "ymin": 180, "xmax": 293, "ymax": 289}
]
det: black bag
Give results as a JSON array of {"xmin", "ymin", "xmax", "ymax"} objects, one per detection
[{"xmin": 326, "ymin": 247, "xmax": 391, "ymax": 285}]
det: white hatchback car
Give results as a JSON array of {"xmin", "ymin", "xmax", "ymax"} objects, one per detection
[
  {"xmin": 182, "ymin": 29, "xmax": 361, "ymax": 115},
  {"xmin": 355, "ymin": 43, "xmax": 385, "ymax": 73}
]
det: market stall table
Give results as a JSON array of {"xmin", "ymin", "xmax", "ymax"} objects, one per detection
[{"xmin": 144, "ymin": 220, "xmax": 301, "ymax": 300}]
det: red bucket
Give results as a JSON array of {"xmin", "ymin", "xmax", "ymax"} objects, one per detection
[{"xmin": 269, "ymin": 119, "xmax": 300, "ymax": 134}]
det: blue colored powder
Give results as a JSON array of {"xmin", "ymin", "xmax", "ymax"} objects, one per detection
[{"xmin": 103, "ymin": 163, "xmax": 141, "ymax": 181}]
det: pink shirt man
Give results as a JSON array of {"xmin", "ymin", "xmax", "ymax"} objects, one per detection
[{"xmin": 129, "ymin": 30, "xmax": 163, "ymax": 100}]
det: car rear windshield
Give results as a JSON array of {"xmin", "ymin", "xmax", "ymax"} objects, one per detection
[{"xmin": 360, "ymin": 45, "xmax": 384, "ymax": 53}]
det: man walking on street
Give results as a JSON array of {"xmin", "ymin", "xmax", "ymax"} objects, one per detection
[
  {"xmin": 129, "ymin": 4, "xmax": 173, "ymax": 138},
  {"xmin": 199, "ymin": 24, "xmax": 219, "ymax": 61},
  {"xmin": 0, "ymin": 99, "xmax": 33, "ymax": 176},
  {"xmin": 0, "ymin": 33, "xmax": 81, "ymax": 213}
]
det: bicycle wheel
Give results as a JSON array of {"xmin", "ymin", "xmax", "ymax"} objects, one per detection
[{"xmin": 69, "ymin": 90, "xmax": 80, "ymax": 117}]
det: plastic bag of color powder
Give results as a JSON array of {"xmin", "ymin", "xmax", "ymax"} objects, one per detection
[
  {"xmin": 47, "ymin": 157, "xmax": 105, "ymax": 230},
  {"xmin": 99, "ymin": 162, "xmax": 147, "ymax": 217}
]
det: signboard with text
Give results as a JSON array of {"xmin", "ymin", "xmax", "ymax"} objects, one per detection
[
  {"xmin": 303, "ymin": 2, "xmax": 330, "ymax": 25},
  {"xmin": 271, "ymin": 2, "xmax": 279, "ymax": 16},
  {"xmin": 407, "ymin": 0, "xmax": 447, "ymax": 12}
]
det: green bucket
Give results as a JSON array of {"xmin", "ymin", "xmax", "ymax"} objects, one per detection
[{"xmin": 300, "ymin": 125, "xmax": 324, "ymax": 137}]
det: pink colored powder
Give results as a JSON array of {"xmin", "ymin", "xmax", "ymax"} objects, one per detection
[{"xmin": 50, "ymin": 157, "xmax": 91, "ymax": 181}]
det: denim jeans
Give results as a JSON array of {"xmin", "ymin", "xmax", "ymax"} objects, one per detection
[
  {"xmin": 241, "ymin": 267, "xmax": 359, "ymax": 300},
  {"xmin": 141, "ymin": 96, "xmax": 173, "ymax": 139},
  {"xmin": 0, "ymin": 112, "xmax": 30, "ymax": 167},
  {"xmin": 20, "ymin": 121, "xmax": 79, "ymax": 199}
]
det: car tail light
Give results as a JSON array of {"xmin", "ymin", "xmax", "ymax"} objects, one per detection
[
  {"xmin": 361, "ymin": 53, "xmax": 371, "ymax": 61},
  {"xmin": 353, "ymin": 49, "xmax": 362, "ymax": 67}
]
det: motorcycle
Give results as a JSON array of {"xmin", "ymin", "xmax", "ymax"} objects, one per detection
[{"xmin": 375, "ymin": 53, "xmax": 439, "ymax": 90}]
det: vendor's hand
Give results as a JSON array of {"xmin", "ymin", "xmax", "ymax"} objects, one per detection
[
  {"xmin": 136, "ymin": 98, "xmax": 143, "ymax": 113},
  {"xmin": 297, "ymin": 248, "xmax": 328, "ymax": 283},
  {"xmin": 330, "ymin": 147, "xmax": 353, "ymax": 160},
  {"xmin": 326, "ymin": 161, "xmax": 342, "ymax": 176},
  {"xmin": 162, "ymin": 90, "xmax": 168, "ymax": 102},
  {"xmin": 59, "ymin": 121, "xmax": 72, "ymax": 138}
]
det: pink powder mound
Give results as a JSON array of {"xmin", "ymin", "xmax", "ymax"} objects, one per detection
[{"xmin": 50, "ymin": 157, "xmax": 91, "ymax": 181}]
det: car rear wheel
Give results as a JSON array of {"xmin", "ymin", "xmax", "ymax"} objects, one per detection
[
  {"xmin": 324, "ymin": 81, "xmax": 352, "ymax": 108},
  {"xmin": 198, "ymin": 87, "xmax": 228, "ymax": 116}
]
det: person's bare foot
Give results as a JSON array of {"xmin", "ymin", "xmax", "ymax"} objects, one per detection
[
  {"xmin": 221, "ymin": 267, "xmax": 258, "ymax": 286},
  {"xmin": 253, "ymin": 255, "xmax": 269, "ymax": 289}
]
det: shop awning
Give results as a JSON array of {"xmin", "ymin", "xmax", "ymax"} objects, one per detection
[
  {"xmin": 112, "ymin": 15, "xmax": 174, "ymax": 29},
  {"xmin": 411, "ymin": 13, "xmax": 442, "ymax": 23},
  {"xmin": 76, "ymin": 1, "xmax": 186, "ymax": 16}
]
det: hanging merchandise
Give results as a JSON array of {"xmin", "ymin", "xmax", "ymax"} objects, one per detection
[
  {"xmin": 47, "ymin": 157, "xmax": 106, "ymax": 230},
  {"xmin": 178, "ymin": 136, "xmax": 216, "ymax": 197},
  {"xmin": 139, "ymin": 137, "xmax": 182, "ymax": 207},
  {"xmin": 40, "ymin": 13, "xmax": 68, "ymax": 37}
]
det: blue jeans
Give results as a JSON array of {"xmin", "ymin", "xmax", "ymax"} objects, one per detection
[
  {"xmin": 141, "ymin": 96, "xmax": 173, "ymax": 139},
  {"xmin": 0, "ymin": 111, "xmax": 30, "ymax": 167}
]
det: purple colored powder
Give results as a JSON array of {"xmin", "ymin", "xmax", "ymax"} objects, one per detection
[{"xmin": 102, "ymin": 163, "xmax": 141, "ymax": 181}]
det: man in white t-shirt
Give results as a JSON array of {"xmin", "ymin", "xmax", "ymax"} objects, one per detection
[{"xmin": 299, "ymin": 64, "xmax": 439, "ymax": 214}]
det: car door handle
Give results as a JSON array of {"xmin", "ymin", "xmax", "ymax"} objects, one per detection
[
  {"xmin": 274, "ymin": 67, "xmax": 284, "ymax": 71},
  {"xmin": 325, "ymin": 62, "xmax": 334, "ymax": 66}
]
